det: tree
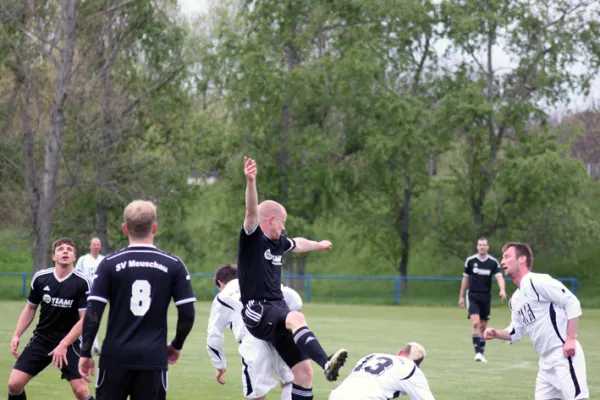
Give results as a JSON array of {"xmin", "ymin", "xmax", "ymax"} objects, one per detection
[{"xmin": 437, "ymin": 0, "xmax": 600, "ymax": 248}]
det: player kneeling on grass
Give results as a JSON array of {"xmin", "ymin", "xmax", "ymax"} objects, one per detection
[
  {"xmin": 207, "ymin": 264, "xmax": 302, "ymax": 400},
  {"xmin": 328, "ymin": 342, "xmax": 434, "ymax": 400},
  {"xmin": 484, "ymin": 242, "xmax": 589, "ymax": 400},
  {"xmin": 7, "ymin": 238, "xmax": 94, "ymax": 400}
]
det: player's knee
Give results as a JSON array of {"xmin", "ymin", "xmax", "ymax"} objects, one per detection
[
  {"xmin": 7, "ymin": 372, "xmax": 27, "ymax": 393},
  {"xmin": 472, "ymin": 321, "xmax": 479, "ymax": 330},
  {"xmin": 70, "ymin": 380, "xmax": 89, "ymax": 400},
  {"xmin": 286, "ymin": 311, "xmax": 306, "ymax": 331},
  {"xmin": 7, "ymin": 380, "xmax": 24, "ymax": 394},
  {"xmin": 291, "ymin": 360, "xmax": 313, "ymax": 387}
]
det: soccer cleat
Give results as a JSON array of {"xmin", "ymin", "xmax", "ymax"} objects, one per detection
[
  {"xmin": 474, "ymin": 353, "xmax": 488, "ymax": 362},
  {"xmin": 324, "ymin": 348, "xmax": 348, "ymax": 382}
]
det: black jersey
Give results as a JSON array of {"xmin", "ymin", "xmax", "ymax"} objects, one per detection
[
  {"xmin": 27, "ymin": 268, "xmax": 91, "ymax": 344},
  {"xmin": 88, "ymin": 245, "xmax": 196, "ymax": 370},
  {"xmin": 237, "ymin": 225, "xmax": 296, "ymax": 305},
  {"xmin": 463, "ymin": 254, "xmax": 501, "ymax": 293}
]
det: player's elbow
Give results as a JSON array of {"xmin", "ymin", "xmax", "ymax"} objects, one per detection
[{"xmin": 177, "ymin": 302, "xmax": 196, "ymax": 326}]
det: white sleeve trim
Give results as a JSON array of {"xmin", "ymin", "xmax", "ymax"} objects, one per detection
[
  {"xmin": 88, "ymin": 295, "xmax": 108, "ymax": 304},
  {"xmin": 78, "ymin": 308, "xmax": 87, "ymax": 312},
  {"xmin": 243, "ymin": 222, "xmax": 258, "ymax": 235},
  {"xmin": 175, "ymin": 297, "xmax": 197, "ymax": 306},
  {"xmin": 27, "ymin": 300, "xmax": 39, "ymax": 307},
  {"xmin": 495, "ymin": 272, "xmax": 503, "ymax": 277},
  {"xmin": 463, "ymin": 273, "xmax": 469, "ymax": 277}
]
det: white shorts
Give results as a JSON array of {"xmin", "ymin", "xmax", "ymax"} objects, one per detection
[
  {"xmin": 535, "ymin": 342, "xmax": 588, "ymax": 400},
  {"xmin": 239, "ymin": 335, "xmax": 295, "ymax": 398}
]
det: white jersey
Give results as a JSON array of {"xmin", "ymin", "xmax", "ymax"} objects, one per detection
[
  {"xmin": 75, "ymin": 253, "xmax": 104, "ymax": 280},
  {"xmin": 329, "ymin": 353, "xmax": 435, "ymax": 400},
  {"xmin": 506, "ymin": 272, "xmax": 582, "ymax": 359},
  {"xmin": 206, "ymin": 279, "xmax": 302, "ymax": 369}
]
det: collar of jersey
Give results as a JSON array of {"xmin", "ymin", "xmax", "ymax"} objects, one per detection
[{"xmin": 127, "ymin": 244, "xmax": 157, "ymax": 248}]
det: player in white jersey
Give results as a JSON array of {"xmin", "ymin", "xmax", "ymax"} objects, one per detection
[
  {"xmin": 207, "ymin": 264, "xmax": 301, "ymax": 400},
  {"xmin": 484, "ymin": 242, "xmax": 588, "ymax": 400},
  {"xmin": 74, "ymin": 237, "xmax": 104, "ymax": 355},
  {"xmin": 329, "ymin": 342, "xmax": 435, "ymax": 400}
]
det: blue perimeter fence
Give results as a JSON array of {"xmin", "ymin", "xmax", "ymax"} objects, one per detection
[{"xmin": 1, "ymin": 272, "xmax": 580, "ymax": 305}]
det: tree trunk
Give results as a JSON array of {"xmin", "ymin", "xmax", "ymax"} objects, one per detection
[
  {"xmin": 398, "ymin": 185, "xmax": 411, "ymax": 291},
  {"xmin": 96, "ymin": 15, "xmax": 113, "ymax": 253},
  {"xmin": 31, "ymin": 0, "xmax": 78, "ymax": 271}
]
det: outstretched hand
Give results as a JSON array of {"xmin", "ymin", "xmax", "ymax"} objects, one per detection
[
  {"xmin": 316, "ymin": 240, "xmax": 332, "ymax": 252},
  {"xmin": 244, "ymin": 157, "xmax": 257, "ymax": 183}
]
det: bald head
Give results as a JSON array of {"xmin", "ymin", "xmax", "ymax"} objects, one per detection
[
  {"xmin": 90, "ymin": 237, "xmax": 102, "ymax": 256},
  {"xmin": 257, "ymin": 200, "xmax": 287, "ymax": 240},
  {"xmin": 123, "ymin": 200, "xmax": 157, "ymax": 239},
  {"xmin": 258, "ymin": 200, "xmax": 286, "ymax": 221}
]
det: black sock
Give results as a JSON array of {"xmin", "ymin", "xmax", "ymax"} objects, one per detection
[
  {"xmin": 8, "ymin": 389, "xmax": 26, "ymax": 400},
  {"xmin": 291, "ymin": 383, "xmax": 313, "ymax": 400},
  {"xmin": 472, "ymin": 334, "xmax": 481, "ymax": 354},
  {"xmin": 293, "ymin": 326, "xmax": 329, "ymax": 369},
  {"xmin": 480, "ymin": 338, "xmax": 486, "ymax": 354}
]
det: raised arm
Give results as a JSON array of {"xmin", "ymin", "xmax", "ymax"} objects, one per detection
[
  {"xmin": 243, "ymin": 157, "xmax": 259, "ymax": 233},
  {"xmin": 292, "ymin": 237, "xmax": 332, "ymax": 253}
]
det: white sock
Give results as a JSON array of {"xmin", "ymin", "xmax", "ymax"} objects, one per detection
[{"xmin": 281, "ymin": 383, "xmax": 292, "ymax": 400}]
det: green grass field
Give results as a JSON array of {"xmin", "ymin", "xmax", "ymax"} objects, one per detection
[{"xmin": 0, "ymin": 302, "xmax": 597, "ymax": 399}]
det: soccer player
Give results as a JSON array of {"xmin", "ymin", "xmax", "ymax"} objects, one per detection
[
  {"xmin": 238, "ymin": 157, "xmax": 347, "ymax": 400},
  {"xmin": 7, "ymin": 238, "xmax": 94, "ymax": 400},
  {"xmin": 328, "ymin": 342, "xmax": 435, "ymax": 400},
  {"xmin": 78, "ymin": 200, "xmax": 196, "ymax": 400},
  {"xmin": 458, "ymin": 237, "xmax": 506, "ymax": 362},
  {"xmin": 75, "ymin": 237, "xmax": 104, "ymax": 355},
  {"xmin": 484, "ymin": 242, "xmax": 589, "ymax": 400},
  {"xmin": 207, "ymin": 264, "xmax": 302, "ymax": 400}
]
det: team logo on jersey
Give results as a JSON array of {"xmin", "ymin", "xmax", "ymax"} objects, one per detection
[
  {"xmin": 264, "ymin": 249, "xmax": 273, "ymax": 260},
  {"xmin": 264, "ymin": 249, "xmax": 282, "ymax": 266},
  {"xmin": 472, "ymin": 267, "xmax": 491, "ymax": 276},
  {"xmin": 516, "ymin": 303, "xmax": 536, "ymax": 325},
  {"xmin": 473, "ymin": 263, "xmax": 478, "ymax": 267},
  {"xmin": 43, "ymin": 286, "xmax": 50, "ymax": 291},
  {"xmin": 43, "ymin": 295, "xmax": 74, "ymax": 308}
]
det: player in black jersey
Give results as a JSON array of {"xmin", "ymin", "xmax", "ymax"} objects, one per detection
[
  {"xmin": 458, "ymin": 237, "xmax": 506, "ymax": 362},
  {"xmin": 7, "ymin": 238, "xmax": 94, "ymax": 400},
  {"xmin": 238, "ymin": 157, "xmax": 347, "ymax": 400},
  {"xmin": 78, "ymin": 200, "xmax": 196, "ymax": 400}
]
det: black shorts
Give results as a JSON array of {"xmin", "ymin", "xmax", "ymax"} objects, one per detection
[
  {"xmin": 14, "ymin": 335, "xmax": 82, "ymax": 381},
  {"xmin": 96, "ymin": 369, "xmax": 168, "ymax": 400},
  {"xmin": 467, "ymin": 292, "xmax": 491, "ymax": 321},
  {"xmin": 242, "ymin": 299, "xmax": 309, "ymax": 369}
]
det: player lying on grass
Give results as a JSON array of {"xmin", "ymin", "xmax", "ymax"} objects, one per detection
[{"xmin": 328, "ymin": 342, "xmax": 435, "ymax": 400}]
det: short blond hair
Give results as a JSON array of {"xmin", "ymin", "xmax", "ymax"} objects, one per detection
[
  {"xmin": 124, "ymin": 200, "xmax": 157, "ymax": 239},
  {"xmin": 401, "ymin": 342, "xmax": 426, "ymax": 366}
]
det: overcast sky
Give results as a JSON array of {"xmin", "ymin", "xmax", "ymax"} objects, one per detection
[{"xmin": 177, "ymin": 0, "xmax": 599, "ymax": 115}]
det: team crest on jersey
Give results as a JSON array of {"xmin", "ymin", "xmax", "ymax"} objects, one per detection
[
  {"xmin": 472, "ymin": 267, "xmax": 491, "ymax": 276},
  {"xmin": 43, "ymin": 295, "xmax": 74, "ymax": 308},
  {"xmin": 264, "ymin": 249, "xmax": 282, "ymax": 266}
]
